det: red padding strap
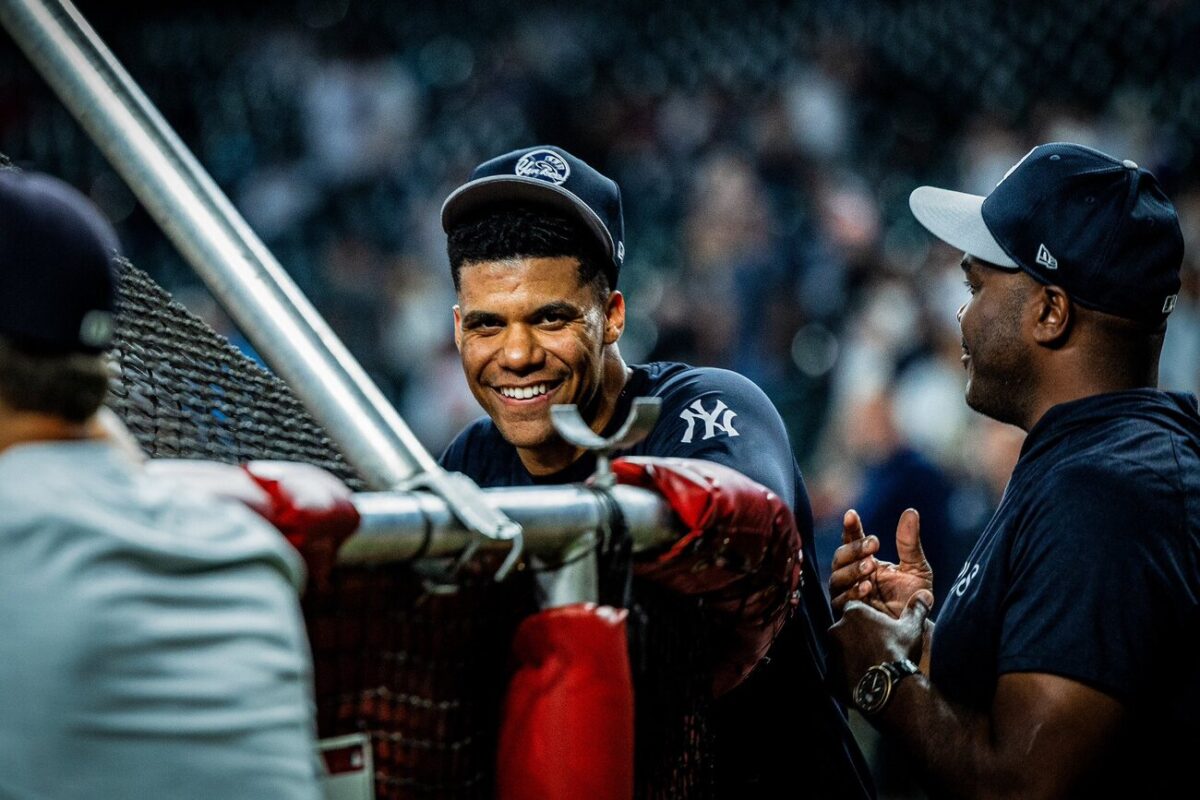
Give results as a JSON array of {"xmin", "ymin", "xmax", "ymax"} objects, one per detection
[
  {"xmin": 497, "ymin": 603, "xmax": 634, "ymax": 800},
  {"xmin": 613, "ymin": 456, "xmax": 802, "ymax": 694}
]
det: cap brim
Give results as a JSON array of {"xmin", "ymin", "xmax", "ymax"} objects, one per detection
[
  {"xmin": 440, "ymin": 176, "xmax": 615, "ymax": 260},
  {"xmin": 909, "ymin": 186, "xmax": 1018, "ymax": 269}
]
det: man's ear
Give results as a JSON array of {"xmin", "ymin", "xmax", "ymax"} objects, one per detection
[
  {"xmin": 1032, "ymin": 285, "xmax": 1072, "ymax": 347},
  {"xmin": 452, "ymin": 304, "xmax": 463, "ymax": 352},
  {"xmin": 603, "ymin": 291, "xmax": 626, "ymax": 345}
]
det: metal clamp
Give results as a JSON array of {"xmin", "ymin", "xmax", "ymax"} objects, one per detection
[
  {"xmin": 400, "ymin": 470, "xmax": 524, "ymax": 581},
  {"xmin": 550, "ymin": 397, "xmax": 662, "ymax": 488},
  {"xmin": 535, "ymin": 397, "xmax": 662, "ymax": 606}
]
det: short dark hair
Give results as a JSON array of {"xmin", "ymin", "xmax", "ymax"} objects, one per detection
[
  {"xmin": 447, "ymin": 203, "xmax": 610, "ymax": 298},
  {"xmin": 0, "ymin": 336, "xmax": 110, "ymax": 423}
]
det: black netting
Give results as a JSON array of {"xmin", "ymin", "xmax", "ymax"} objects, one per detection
[
  {"xmin": 109, "ymin": 259, "xmax": 364, "ymax": 482},
  {"xmin": 627, "ymin": 585, "xmax": 717, "ymax": 799},
  {"xmin": 305, "ymin": 567, "xmax": 536, "ymax": 798},
  {"xmin": 108, "ymin": 260, "xmax": 716, "ymax": 798}
]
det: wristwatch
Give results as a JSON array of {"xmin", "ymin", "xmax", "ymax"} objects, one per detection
[{"xmin": 852, "ymin": 658, "xmax": 920, "ymax": 716}]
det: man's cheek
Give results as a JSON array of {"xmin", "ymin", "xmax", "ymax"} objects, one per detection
[{"xmin": 460, "ymin": 341, "xmax": 487, "ymax": 379}]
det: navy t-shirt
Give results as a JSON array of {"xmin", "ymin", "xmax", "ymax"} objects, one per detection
[
  {"xmin": 932, "ymin": 389, "xmax": 1200, "ymax": 794},
  {"xmin": 441, "ymin": 361, "xmax": 873, "ymax": 798}
]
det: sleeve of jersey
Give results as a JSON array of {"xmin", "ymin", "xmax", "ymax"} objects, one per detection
[
  {"xmin": 642, "ymin": 367, "xmax": 822, "ymax": 601},
  {"xmin": 995, "ymin": 459, "xmax": 1183, "ymax": 701},
  {"xmin": 645, "ymin": 368, "xmax": 797, "ymax": 506}
]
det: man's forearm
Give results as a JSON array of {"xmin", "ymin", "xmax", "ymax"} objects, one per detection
[
  {"xmin": 874, "ymin": 675, "xmax": 1021, "ymax": 800},
  {"xmin": 832, "ymin": 599, "xmax": 1119, "ymax": 798}
]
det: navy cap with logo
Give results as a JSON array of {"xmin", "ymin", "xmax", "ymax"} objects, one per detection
[
  {"xmin": 0, "ymin": 169, "xmax": 120, "ymax": 354},
  {"xmin": 440, "ymin": 145, "xmax": 626, "ymax": 288},
  {"xmin": 909, "ymin": 142, "xmax": 1184, "ymax": 323}
]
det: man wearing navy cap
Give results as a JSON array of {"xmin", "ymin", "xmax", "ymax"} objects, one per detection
[
  {"xmin": 0, "ymin": 168, "xmax": 359, "ymax": 799},
  {"xmin": 439, "ymin": 146, "xmax": 873, "ymax": 798},
  {"xmin": 828, "ymin": 143, "xmax": 1200, "ymax": 797}
]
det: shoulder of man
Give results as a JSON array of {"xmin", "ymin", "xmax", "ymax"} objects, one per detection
[
  {"xmin": 1014, "ymin": 451, "xmax": 1185, "ymax": 555},
  {"xmin": 637, "ymin": 362, "xmax": 790, "ymax": 451},
  {"xmin": 0, "ymin": 442, "xmax": 306, "ymax": 588},
  {"xmin": 1042, "ymin": 441, "xmax": 1181, "ymax": 500},
  {"xmin": 1047, "ymin": 394, "xmax": 1198, "ymax": 494},
  {"xmin": 633, "ymin": 362, "xmax": 801, "ymax": 511},
  {"xmin": 440, "ymin": 415, "xmax": 500, "ymax": 466},
  {"xmin": 0, "ymin": 441, "xmax": 124, "ymax": 528}
]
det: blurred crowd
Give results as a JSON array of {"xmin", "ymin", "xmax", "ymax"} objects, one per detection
[{"xmin": 2, "ymin": 0, "xmax": 1198, "ymax": 598}]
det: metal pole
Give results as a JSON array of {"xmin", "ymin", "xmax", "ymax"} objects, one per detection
[
  {"xmin": 0, "ymin": 0, "xmax": 428, "ymax": 489},
  {"xmin": 343, "ymin": 484, "xmax": 678, "ymax": 565}
]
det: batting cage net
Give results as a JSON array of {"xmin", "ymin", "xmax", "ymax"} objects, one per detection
[
  {"xmin": 108, "ymin": 258, "xmax": 715, "ymax": 798},
  {"xmin": 109, "ymin": 262, "xmax": 363, "ymax": 481}
]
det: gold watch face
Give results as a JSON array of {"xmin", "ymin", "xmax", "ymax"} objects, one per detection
[{"xmin": 853, "ymin": 665, "xmax": 892, "ymax": 715}]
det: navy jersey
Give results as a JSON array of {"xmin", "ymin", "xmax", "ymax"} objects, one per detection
[
  {"xmin": 932, "ymin": 390, "xmax": 1200, "ymax": 795},
  {"xmin": 442, "ymin": 361, "xmax": 873, "ymax": 798}
]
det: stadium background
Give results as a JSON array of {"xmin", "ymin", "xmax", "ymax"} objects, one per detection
[{"xmin": 2, "ymin": 0, "xmax": 1198, "ymax": 796}]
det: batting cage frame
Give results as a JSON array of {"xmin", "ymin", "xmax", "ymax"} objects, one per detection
[{"xmin": 1, "ymin": 1, "xmax": 726, "ymax": 797}]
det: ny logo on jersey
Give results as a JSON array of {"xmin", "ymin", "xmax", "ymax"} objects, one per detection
[{"xmin": 679, "ymin": 398, "xmax": 740, "ymax": 443}]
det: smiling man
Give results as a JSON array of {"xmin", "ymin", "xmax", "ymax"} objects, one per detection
[
  {"xmin": 828, "ymin": 143, "xmax": 1200, "ymax": 798},
  {"xmin": 451, "ymin": 249, "xmax": 625, "ymax": 474},
  {"xmin": 439, "ymin": 146, "xmax": 873, "ymax": 798}
]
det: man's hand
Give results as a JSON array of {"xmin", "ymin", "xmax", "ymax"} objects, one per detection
[
  {"xmin": 831, "ymin": 508, "xmax": 933, "ymax": 618},
  {"xmin": 829, "ymin": 590, "xmax": 933, "ymax": 701}
]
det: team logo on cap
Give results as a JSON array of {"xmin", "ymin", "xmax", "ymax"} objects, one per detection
[{"xmin": 515, "ymin": 150, "xmax": 570, "ymax": 185}]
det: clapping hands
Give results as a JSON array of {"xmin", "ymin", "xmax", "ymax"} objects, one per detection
[{"xmin": 830, "ymin": 508, "xmax": 934, "ymax": 619}]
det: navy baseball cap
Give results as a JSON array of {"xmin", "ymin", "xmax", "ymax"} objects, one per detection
[
  {"xmin": 0, "ymin": 170, "xmax": 120, "ymax": 354},
  {"xmin": 441, "ymin": 145, "xmax": 626, "ymax": 287},
  {"xmin": 910, "ymin": 142, "xmax": 1184, "ymax": 323}
]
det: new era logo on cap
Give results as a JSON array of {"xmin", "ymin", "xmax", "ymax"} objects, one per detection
[{"xmin": 1035, "ymin": 243, "xmax": 1058, "ymax": 270}]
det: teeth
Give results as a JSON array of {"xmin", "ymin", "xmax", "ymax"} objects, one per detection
[{"xmin": 500, "ymin": 383, "xmax": 548, "ymax": 399}]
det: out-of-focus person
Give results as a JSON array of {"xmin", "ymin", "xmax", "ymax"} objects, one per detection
[{"xmin": 0, "ymin": 169, "xmax": 344, "ymax": 799}]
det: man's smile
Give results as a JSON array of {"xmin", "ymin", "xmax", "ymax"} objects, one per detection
[{"xmin": 490, "ymin": 379, "xmax": 564, "ymax": 404}]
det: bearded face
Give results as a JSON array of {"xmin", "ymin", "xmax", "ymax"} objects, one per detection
[{"xmin": 958, "ymin": 257, "xmax": 1036, "ymax": 428}]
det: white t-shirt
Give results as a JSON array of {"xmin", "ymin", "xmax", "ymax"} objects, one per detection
[{"xmin": 0, "ymin": 441, "xmax": 321, "ymax": 799}]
